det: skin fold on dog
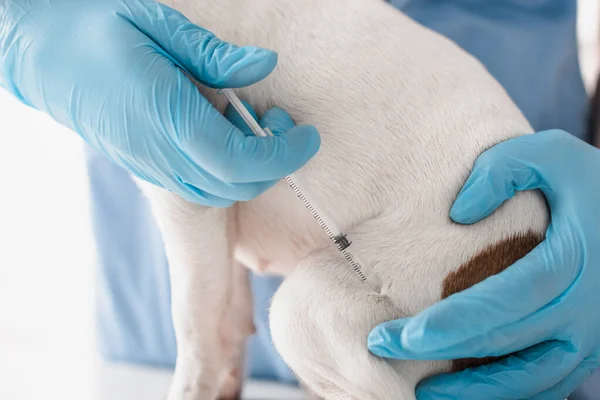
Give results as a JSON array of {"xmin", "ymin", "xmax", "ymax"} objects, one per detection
[{"xmin": 136, "ymin": 0, "xmax": 549, "ymax": 399}]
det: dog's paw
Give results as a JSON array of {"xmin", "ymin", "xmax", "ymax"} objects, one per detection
[
  {"xmin": 217, "ymin": 394, "xmax": 241, "ymax": 400},
  {"xmin": 217, "ymin": 367, "xmax": 243, "ymax": 400}
]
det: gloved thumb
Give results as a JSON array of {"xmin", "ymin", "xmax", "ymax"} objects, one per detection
[
  {"xmin": 450, "ymin": 133, "xmax": 549, "ymax": 225},
  {"xmin": 123, "ymin": 0, "xmax": 277, "ymax": 87},
  {"xmin": 259, "ymin": 107, "xmax": 296, "ymax": 135},
  {"xmin": 220, "ymin": 106, "xmax": 320, "ymax": 183},
  {"xmin": 228, "ymin": 122, "xmax": 320, "ymax": 183}
]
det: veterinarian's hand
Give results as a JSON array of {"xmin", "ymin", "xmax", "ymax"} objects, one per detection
[
  {"xmin": 0, "ymin": 0, "xmax": 319, "ymax": 207},
  {"xmin": 368, "ymin": 130, "xmax": 600, "ymax": 399},
  {"xmin": 224, "ymin": 101, "xmax": 303, "ymax": 146}
]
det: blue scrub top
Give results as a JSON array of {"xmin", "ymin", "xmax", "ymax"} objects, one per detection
[{"xmin": 86, "ymin": 0, "xmax": 596, "ymax": 397}]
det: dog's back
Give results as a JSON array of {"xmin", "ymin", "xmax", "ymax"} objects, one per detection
[{"xmin": 151, "ymin": 0, "xmax": 549, "ymax": 398}]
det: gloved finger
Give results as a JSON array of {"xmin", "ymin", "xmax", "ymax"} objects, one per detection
[
  {"xmin": 114, "ymin": 116, "xmax": 263, "ymax": 204},
  {"xmin": 225, "ymin": 124, "xmax": 320, "ymax": 181},
  {"xmin": 225, "ymin": 101, "xmax": 259, "ymax": 136},
  {"xmin": 415, "ymin": 341, "xmax": 581, "ymax": 400},
  {"xmin": 225, "ymin": 101, "xmax": 297, "ymax": 138},
  {"xmin": 370, "ymin": 239, "xmax": 574, "ymax": 360},
  {"xmin": 178, "ymin": 186, "xmax": 235, "ymax": 207},
  {"xmin": 114, "ymin": 155, "xmax": 165, "ymax": 189},
  {"xmin": 143, "ymin": 169, "xmax": 234, "ymax": 207},
  {"xmin": 175, "ymin": 162, "xmax": 276, "ymax": 202},
  {"xmin": 220, "ymin": 103, "xmax": 286, "ymax": 192},
  {"xmin": 449, "ymin": 131, "xmax": 568, "ymax": 225},
  {"xmin": 124, "ymin": 0, "xmax": 277, "ymax": 88},
  {"xmin": 379, "ymin": 301, "xmax": 564, "ymax": 361},
  {"xmin": 259, "ymin": 107, "xmax": 296, "ymax": 135},
  {"xmin": 374, "ymin": 272, "xmax": 577, "ymax": 361},
  {"xmin": 146, "ymin": 52, "xmax": 319, "ymax": 185},
  {"xmin": 232, "ymin": 105, "xmax": 303, "ymax": 191},
  {"xmin": 181, "ymin": 98, "xmax": 320, "ymax": 183},
  {"xmin": 224, "ymin": 101, "xmax": 297, "ymax": 137},
  {"xmin": 124, "ymin": 154, "xmax": 234, "ymax": 206},
  {"xmin": 170, "ymin": 173, "xmax": 235, "ymax": 207},
  {"xmin": 132, "ymin": 61, "xmax": 302, "ymax": 186},
  {"xmin": 528, "ymin": 357, "xmax": 600, "ymax": 400},
  {"xmin": 368, "ymin": 317, "xmax": 411, "ymax": 358}
]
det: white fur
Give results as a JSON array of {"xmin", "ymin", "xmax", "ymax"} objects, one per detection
[{"xmin": 138, "ymin": 0, "xmax": 549, "ymax": 399}]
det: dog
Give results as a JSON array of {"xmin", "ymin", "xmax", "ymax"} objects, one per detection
[{"xmin": 136, "ymin": 0, "xmax": 549, "ymax": 398}]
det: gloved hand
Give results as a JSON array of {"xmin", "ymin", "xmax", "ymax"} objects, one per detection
[
  {"xmin": 0, "ymin": 0, "xmax": 319, "ymax": 207},
  {"xmin": 224, "ymin": 99, "xmax": 298, "ymax": 146},
  {"xmin": 368, "ymin": 130, "xmax": 600, "ymax": 400}
]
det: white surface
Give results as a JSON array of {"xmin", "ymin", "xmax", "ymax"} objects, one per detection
[
  {"xmin": 0, "ymin": 2, "xmax": 597, "ymax": 399},
  {"xmin": 95, "ymin": 362, "xmax": 304, "ymax": 400}
]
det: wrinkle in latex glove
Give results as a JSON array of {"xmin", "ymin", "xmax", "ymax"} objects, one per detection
[
  {"xmin": 368, "ymin": 130, "xmax": 600, "ymax": 400},
  {"xmin": 0, "ymin": 0, "xmax": 320, "ymax": 207}
]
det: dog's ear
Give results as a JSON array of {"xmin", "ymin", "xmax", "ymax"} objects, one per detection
[{"xmin": 441, "ymin": 231, "xmax": 544, "ymax": 372}]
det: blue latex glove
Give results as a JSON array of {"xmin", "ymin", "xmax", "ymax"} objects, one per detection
[
  {"xmin": 224, "ymin": 100, "xmax": 297, "ymax": 142},
  {"xmin": 0, "ymin": 0, "xmax": 319, "ymax": 207},
  {"xmin": 368, "ymin": 130, "xmax": 600, "ymax": 399}
]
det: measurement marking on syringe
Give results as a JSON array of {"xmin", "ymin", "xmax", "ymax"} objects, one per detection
[{"xmin": 285, "ymin": 176, "xmax": 367, "ymax": 281}]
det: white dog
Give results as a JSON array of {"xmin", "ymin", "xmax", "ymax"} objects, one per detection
[{"xmin": 137, "ymin": 0, "xmax": 549, "ymax": 399}]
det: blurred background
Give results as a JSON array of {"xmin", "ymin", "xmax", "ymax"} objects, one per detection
[{"xmin": 0, "ymin": 1, "xmax": 598, "ymax": 399}]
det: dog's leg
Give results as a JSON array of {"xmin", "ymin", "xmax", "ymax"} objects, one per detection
[
  {"xmin": 217, "ymin": 261, "xmax": 255, "ymax": 400},
  {"xmin": 270, "ymin": 249, "xmax": 412, "ymax": 400},
  {"xmin": 270, "ymin": 230, "xmax": 447, "ymax": 400},
  {"xmin": 144, "ymin": 190, "xmax": 252, "ymax": 400}
]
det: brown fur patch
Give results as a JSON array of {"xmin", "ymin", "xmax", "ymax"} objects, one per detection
[{"xmin": 442, "ymin": 231, "xmax": 543, "ymax": 371}]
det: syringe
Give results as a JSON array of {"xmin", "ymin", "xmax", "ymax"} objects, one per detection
[{"xmin": 218, "ymin": 89, "xmax": 370, "ymax": 284}]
